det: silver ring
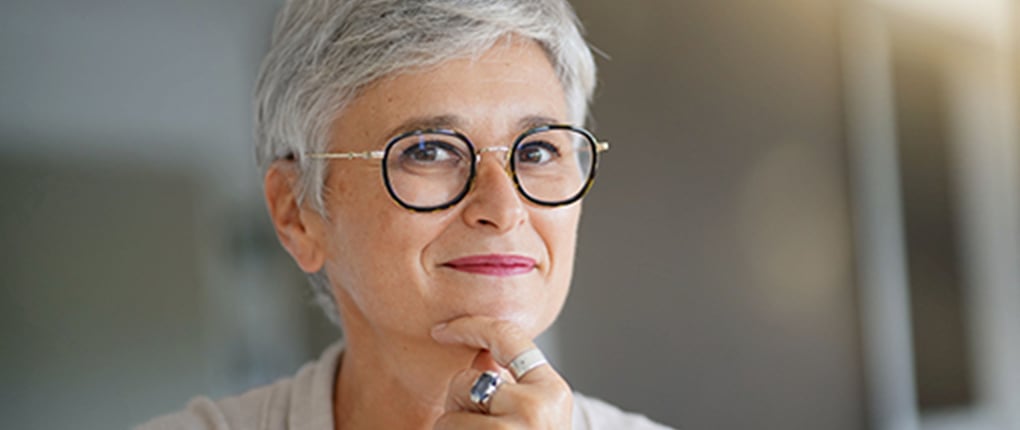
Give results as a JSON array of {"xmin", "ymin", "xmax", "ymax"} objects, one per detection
[
  {"xmin": 469, "ymin": 370, "xmax": 503, "ymax": 413},
  {"xmin": 508, "ymin": 348, "xmax": 548, "ymax": 380}
]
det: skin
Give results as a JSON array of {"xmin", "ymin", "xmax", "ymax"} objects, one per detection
[{"xmin": 264, "ymin": 38, "xmax": 579, "ymax": 429}]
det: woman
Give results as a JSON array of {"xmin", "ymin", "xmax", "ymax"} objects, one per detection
[{"xmin": 140, "ymin": 0, "xmax": 671, "ymax": 428}]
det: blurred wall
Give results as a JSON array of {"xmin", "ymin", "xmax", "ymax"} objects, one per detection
[
  {"xmin": 0, "ymin": 1, "xmax": 338, "ymax": 428},
  {"xmin": 561, "ymin": 1, "xmax": 864, "ymax": 429},
  {"xmin": 843, "ymin": 1, "xmax": 1020, "ymax": 429},
  {"xmin": 0, "ymin": 1, "xmax": 867, "ymax": 429},
  {"xmin": 0, "ymin": 158, "xmax": 209, "ymax": 429}
]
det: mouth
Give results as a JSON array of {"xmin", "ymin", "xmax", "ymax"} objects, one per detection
[{"xmin": 442, "ymin": 254, "xmax": 538, "ymax": 277}]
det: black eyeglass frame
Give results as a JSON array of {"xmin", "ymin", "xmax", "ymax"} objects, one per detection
[{"xmin": 305, "ymin": 124, "xmax": 610, "ymax": 213}]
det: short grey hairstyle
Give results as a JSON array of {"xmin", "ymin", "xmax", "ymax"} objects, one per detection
[{"xmin": 253, "ymin": 0, "xmax": 598, "ymax": 325}]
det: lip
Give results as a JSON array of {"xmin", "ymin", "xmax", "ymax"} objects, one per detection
[{"xmin": 442, "ymin": 254, "xmax": 538, "ymax": 277}]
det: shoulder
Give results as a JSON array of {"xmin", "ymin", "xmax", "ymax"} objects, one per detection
[
  {"xmin": 572, "ymin": 392, "xmax": 676, "ymax": 430},
  {"xmin": 134, "ymin": 343, "xmax": 342, "ymax": 430},
  {"xmin": 134, "ymin": 383, "xmax": 284, "ymax": 430}
]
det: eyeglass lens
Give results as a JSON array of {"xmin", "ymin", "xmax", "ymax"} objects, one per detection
[{"xmin": 383, "ymin": 128, "xmax": 595, "ymax": 210}]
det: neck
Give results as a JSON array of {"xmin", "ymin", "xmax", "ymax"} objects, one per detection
[{"xmin": 333, "ymin": 321, "xmax": 484, "ymax": 429}]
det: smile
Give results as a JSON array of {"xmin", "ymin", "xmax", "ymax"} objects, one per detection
[{"xmin": 442, "ymin": 254, "xmax": 538, "ymax": 277}]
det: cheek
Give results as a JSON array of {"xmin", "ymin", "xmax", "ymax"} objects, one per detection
[
  {"xmin": 531, "ymin": 206, "xmax": 581, "ymax": 329},
  {"xmin": 540, "ymin": 205, "xmax": 581, "ymax": 265},
  {"xmin": 321, "ymin": 183, "xmax": 455, "ymax": 328},
  {"xmin": 327, "ymin": 209, "xmax": 423, "ymax": 282}
]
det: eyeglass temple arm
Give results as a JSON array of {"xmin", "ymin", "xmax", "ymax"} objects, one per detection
[
  {"xmin": 596, "ymin": 141, "xmax": 610, "ymax": 153},
  {"xmin": 305, "ymin": 150, "xmax": 385, "ymax": 160}
]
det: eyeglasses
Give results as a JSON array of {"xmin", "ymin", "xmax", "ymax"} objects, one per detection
[{"xmin": 305, "ymin": 124, "xmax": 609, "ymax": 212}]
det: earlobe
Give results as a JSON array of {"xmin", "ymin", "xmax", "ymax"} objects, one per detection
[{"xmin": 264, "ymin": 162, "xmax": 326, "ymax": 273}]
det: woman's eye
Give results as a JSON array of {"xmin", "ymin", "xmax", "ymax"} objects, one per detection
[
  {"xmin": 402, "ymin": 141, "xmax": 461, "ymax": 163},
  {"xmin": 517, "ymin": 141, "xmax": 560, "ymax": 165}
]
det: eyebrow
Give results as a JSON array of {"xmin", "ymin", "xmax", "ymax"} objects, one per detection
[
  {"xmin": 517, "ymin": 115, "xmax": 562, "ymax": 131},
  {"xmin": 384, "ymin": 114, "xmax": 565, "ymax": 140},
  {"xmin": 386, "ymin": 115, "xmax": 464, "ymax": 138}
]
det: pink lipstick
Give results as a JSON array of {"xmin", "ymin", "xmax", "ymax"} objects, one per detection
[{"xmin": 443, "ymin": 254, "xmax": 537, "ymax": 276}]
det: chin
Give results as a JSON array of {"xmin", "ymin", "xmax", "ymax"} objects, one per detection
[
  {"xmin": 451, "ymin": 300, "xmax": 555, "ymax": 338},
  {"xmin": 495, "ymin": 307, "xmax": 559, "ymax": 339}
]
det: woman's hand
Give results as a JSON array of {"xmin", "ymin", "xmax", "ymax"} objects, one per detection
[{"xmin": 431, "ymin": 316, "xmax": 573, "ymax": 429}]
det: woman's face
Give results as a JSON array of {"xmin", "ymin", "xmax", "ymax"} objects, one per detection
[{"xmin": 311, "ymin": 39, "xmax": 580, "ymax": 342}]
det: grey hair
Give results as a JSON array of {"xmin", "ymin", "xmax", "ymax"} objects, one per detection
[{"xmin": 254, "ymin": 0, "xmax": 598, "ymax": 325}]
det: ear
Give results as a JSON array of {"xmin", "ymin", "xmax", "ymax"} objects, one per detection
[{"xmin": 264, "ymin": 162, "xmax": 326, "ymax": 273}]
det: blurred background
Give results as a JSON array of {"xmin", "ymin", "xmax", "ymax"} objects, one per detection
[{"xmin": 2, "ymin": 0, "xmax": 1018, "ymax": 429}]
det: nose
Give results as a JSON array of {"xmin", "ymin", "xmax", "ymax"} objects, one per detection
[{"xmin": 460, "ymin": 148, "xmax": 527, "ymax": 232}]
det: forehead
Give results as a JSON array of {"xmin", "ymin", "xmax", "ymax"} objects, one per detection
[{"xmin": 332, "ymin": 39, "xmax": 569, "ymax": 149}]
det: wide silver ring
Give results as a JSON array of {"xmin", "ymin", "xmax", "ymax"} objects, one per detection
[
  {"xmin": 469, "ymin": 370, "xmax": 503, "ymax": 414},
  {"xmin": 508, "ymin": 348, "xmax": 548, "ymax": 380}
]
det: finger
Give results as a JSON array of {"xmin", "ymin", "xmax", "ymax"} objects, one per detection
[
  {"xmin": 471, "ymin": 349, "xmax": 502, "ymax": 373},
  {"xmin": 486, "ymin": 382, "xmax": 571, "ymax": 420},
  {"xmin": 432, "ymin": 316, "xmax": 554, "ymax": 383},
  {"xmin": 433, "ymin": 411, "xmax": 511, "ymax": 430},
  {"xmin": 446, "ymin": 366, "xmax": 573, "ymax": 426},
  {"xmin": 445, "ymin": 368, "xmax": 490, "ymax": 413},
  {"xmin": 432, "ymin": 316, "xmax": 532, "ymax": 364}
]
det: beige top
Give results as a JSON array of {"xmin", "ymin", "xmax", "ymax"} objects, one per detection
[{"xmin": 136, "ymin": 342, "xmax": 673, "ymax": 430}]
